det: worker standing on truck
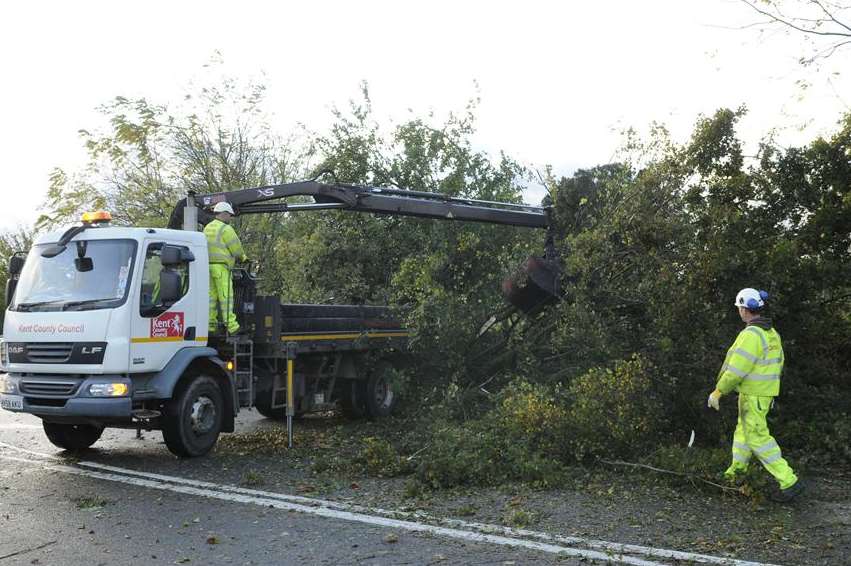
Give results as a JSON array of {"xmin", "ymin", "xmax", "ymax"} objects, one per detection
[
  {"xmin": 707, "ymin": 288, "xmax": 804, "ymax": 502},
  {"xmin": 204, "ymin": 201, "xmax": 248, "ymax": 334}
]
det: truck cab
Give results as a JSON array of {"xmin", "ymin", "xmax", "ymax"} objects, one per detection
[{"xmin": 0, "ymin": 213, "xmax": 237, "ymax": 456}]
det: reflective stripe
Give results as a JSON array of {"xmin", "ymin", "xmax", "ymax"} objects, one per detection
[
  {"xmin": 734, "ymin": 348, "xmax": 759, "ymax": 363},
  {"xmin": 209, "ymin": 252, "xmax": 232, "ymax": 263},
  {"xmin": 758, "ymin": 357, "xmax": 782, "ymax": 366},
  {"xmin": 759, "ymin": 452, "xmax": 783, "ymax": 465},
  {"xmin": 754, "ymin": 440, "xmax": 778, "ymax": 454},
  {"xmin": 733, "ymin": 452, "xmax": 750, "ymax": 464},
  {"xmin": 745, "ymin": 326, "xmax": 768, "ymax": 354},
  {"xmin": 733, "ymin": 441, "xmax": 751, "ymax": 453},
  {"xmin": 723, "ymin": 364, "xmax": 749, "ymax": 378},
  {"xmin": 205, "ymin": 220, "xmax": 239, "ymax": 267},
  {"xmin": 743, "ymin": 373, "xmax": 780, "ymax": 382}
]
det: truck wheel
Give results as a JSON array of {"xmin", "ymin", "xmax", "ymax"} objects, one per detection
[
  {"xmin": 254, "ymin": 402, "xmax": 285, "ymax": 420},
  {"xmin": 364, "ymin": 362, "xmax": 397, "ymax": 418},
  {"xmin": 43, "ymin": 422, "xmax": 104, "ymax": 452},
  {"xmin": 162, "ymin": 375, "xmax": 223, "ymax": 458},
  {"xmin": 255, "ymin": 404, "xmax": 306, "ymax": 420}
]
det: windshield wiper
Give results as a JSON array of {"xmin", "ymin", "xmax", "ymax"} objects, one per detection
[
  {"xmin": 14, "ymin": 300, "xmax": 69, "ymax": 312},
  {"xmin": 61, "ymin": 298, "xmax": 118, "ymax": 311}
]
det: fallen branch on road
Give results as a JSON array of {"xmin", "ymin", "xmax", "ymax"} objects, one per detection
[{"xmin": 598, "ymin": 458, "xmax": 742, "ymax": 493}]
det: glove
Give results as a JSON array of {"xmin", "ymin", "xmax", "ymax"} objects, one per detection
[{"xmin": 707, "ymin": 389, "xmax": 722, "ymax": 411}]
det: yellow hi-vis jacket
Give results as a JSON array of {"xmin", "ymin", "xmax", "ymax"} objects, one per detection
[
  {"xmin": 716, "ymin": 323, "xmax": 784, "ymax": 397},
  {"xmin": 204, "ymin": 218, "xmax": 247, "ymax": 268}
]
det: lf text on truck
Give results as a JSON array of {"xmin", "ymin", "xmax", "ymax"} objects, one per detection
[{"xmin": 0, "ymin": 179, "xmax": 561, "ymax": 457}]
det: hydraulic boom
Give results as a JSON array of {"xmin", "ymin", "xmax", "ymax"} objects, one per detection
[
  {"xmin": 169, "ymin": 180, "xmax": 561, "ymax": 313},
  {"xmin": 169, "ymin": 180, "xmax": 549, "ymax": 229}
]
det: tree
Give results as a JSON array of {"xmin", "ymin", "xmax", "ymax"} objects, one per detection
[
  {"xmin": 0, "ymin": 227, "xmax": 35, "ymax": 326},
  {"xmin": 36, "ymin": 73, "xmax": 312, "ymax": 295},
  {"xmin": 276, "ymin": 86, "xmax": 541, "ymax": 386},
  {"xmin": 38, "ymin": 75, "xmax": 307, "ymax": 231},
  {"xmin": 737, "ymin": 0, "xmax": 851, "ymax": 65}
]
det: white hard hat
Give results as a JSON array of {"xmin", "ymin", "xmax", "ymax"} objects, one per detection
[
  {"xmin": 213, "ymin": 201, "xmax": 235, "ymax": 215},
  {"xmin": 734, "ymin": 288, "xmax": 767, "ymax": 310}
]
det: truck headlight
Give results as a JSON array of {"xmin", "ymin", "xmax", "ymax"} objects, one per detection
[
  {"xmin": 89, "ymin": 383, "xmax": 129, "ymax": 397},
  {"xmin": 0, "ymin": 375, "xmax": 17, "ymax": 395}
]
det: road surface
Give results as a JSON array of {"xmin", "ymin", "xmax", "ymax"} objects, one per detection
[{"xmin": 0, "ymin": 405, "xmax": 792, "ymax": 566}]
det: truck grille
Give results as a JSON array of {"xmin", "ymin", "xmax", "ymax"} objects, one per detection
[
  {"xmin": 25, "ymin": 343, "xmax": 73, "ymax": 363},
  {"xmin": 20, "ymin": 380, "xmax": 80, "ymax": 396}
]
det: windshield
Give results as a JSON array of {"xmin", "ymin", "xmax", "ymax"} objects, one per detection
[{"xmin": 11, "ymin": 239, "xmax": 137, "ymax": 312}]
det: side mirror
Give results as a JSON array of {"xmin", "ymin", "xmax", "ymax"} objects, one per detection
[
  {"xmin": 8, "ymin": 255, "xmax": 24, "ymax": 275},
  {"xmin": 6, "ymin": 254, "xmax": 24, "ymax": 308},
  {"xmin": 74, "ymin": 257, "xmax": 94, "ymax": 272},
  {"xmin": 158, "ymin": 270, "xmax": 181, "ymax": 304}
]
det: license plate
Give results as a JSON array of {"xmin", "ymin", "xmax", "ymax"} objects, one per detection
[{"xmin": 0, "ymin": 395, "xmax": 23, "ymax": 411}]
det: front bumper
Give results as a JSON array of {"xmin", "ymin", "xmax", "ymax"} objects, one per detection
[{"xmin": 1, "ymin": 374, "xmax": 133, "ymax": 419}]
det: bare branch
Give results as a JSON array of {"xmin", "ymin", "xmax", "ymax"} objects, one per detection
[
  {"xmin": 738, "ymin": 0, "xmax": 851, "ymax": 38},
  {"xmin": 598, "ymin": 458, "xmax": 743, "ymax": 493},
  {"xmin": 822, "ymin": 37, "xmax": 851, "ymax": 54},
  {"xmin": 812, "ymin": 0, "xmax": 851, "ymax": 33}
]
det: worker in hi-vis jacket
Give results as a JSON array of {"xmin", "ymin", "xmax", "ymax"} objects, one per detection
[
  {"xmin": 204, "ymin": 201, "xmax": 247, "ymax": 335},
  {"xmin": 708, "ymin": 288, "xmax": 803, "ymax": 502}
]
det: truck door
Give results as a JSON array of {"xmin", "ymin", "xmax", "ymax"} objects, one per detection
[{"xmin": 129, "ymin": 241, "xmax": 200, "ymax": 372}]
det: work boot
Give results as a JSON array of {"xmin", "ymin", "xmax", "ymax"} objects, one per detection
[{"xmin": 770, "ymin": 478, "xmax": 805, "ymax": 503}]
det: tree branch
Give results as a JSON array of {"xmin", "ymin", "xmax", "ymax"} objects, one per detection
[
  {"xmin": 738, "ymin": 0, "xmax": 851, "ymax": 38},
  {"xmin": 811, "ymin": 0, "xmax": 851, "ymax": 33},
  {"xmin": 598, "ymin": 458, "xmax": 742, "ymax": 493}
]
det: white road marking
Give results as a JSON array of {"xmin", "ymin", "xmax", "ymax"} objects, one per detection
[
  {"xmin": 0, "ymin": 424, "xmax": 40, "ymax": 430},
  {"xmin": 77, "ymin": 460, "xmax": 775, "ymax": 566},
  {"xmin": 0, "ymin": 454, "xmax": 662, "ymax": 566},
  {"xmin": 0, "ymin": 441, "xmax": 780, "ymax": 566}
]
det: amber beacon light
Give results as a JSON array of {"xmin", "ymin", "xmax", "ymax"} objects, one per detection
[{"xmin": 81, "ymin": 210, "xmax": 113, "ymax": 223}]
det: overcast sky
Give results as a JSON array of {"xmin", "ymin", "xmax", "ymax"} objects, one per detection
[{"xmin": 1, "ymin": 0, "xmax": 848, "ymax": 231}]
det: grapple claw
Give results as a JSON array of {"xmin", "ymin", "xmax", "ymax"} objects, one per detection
[{"xmin": 501, "ymin": 256, "xmax": 561, "ymax": 314}]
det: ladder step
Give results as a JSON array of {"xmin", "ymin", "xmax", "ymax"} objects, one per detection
[{"xmin": 228, "ymin": 337, "xmax": 254, "ymax": 409}]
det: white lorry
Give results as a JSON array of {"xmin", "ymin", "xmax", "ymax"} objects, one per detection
[{"xmin": 0, "ymin": 181, "xmax": 557, "ymax": 457}]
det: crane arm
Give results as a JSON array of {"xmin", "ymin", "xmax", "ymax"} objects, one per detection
[
  {"xmin": 168, "ymin": 180, "xmax": 549, "ymax": 230},
  {"xmin": 168, "ymin": 179, "xmax": 560, "ymax": 314}
]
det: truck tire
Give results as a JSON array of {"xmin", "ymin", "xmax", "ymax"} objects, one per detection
[
  {"xmin": 254, "ymin": 403, "xmax": 306, "ymax": 420},
  {"xmin": 162, "ymin": 375, "xmax": 224, "ymax": 458},
  {"xmin": 254, "ymin": 402, "xmax": 285, "ymax": 420},
  {"xmin": 43, "ymin": 422, "xmax": 104, "ymax": 452},
  {"xmin": 364, "ymin": 362, "xmax": 397, "ymax": 418}
]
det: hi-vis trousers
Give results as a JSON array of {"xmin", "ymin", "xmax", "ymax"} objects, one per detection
[
  {"xmin": 209, "ymin": 263, "xmax": 239, "ymax": 334},
  {"xmin": 725, "ymin": 393, "xmax": 798, "ymax": 489}
]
